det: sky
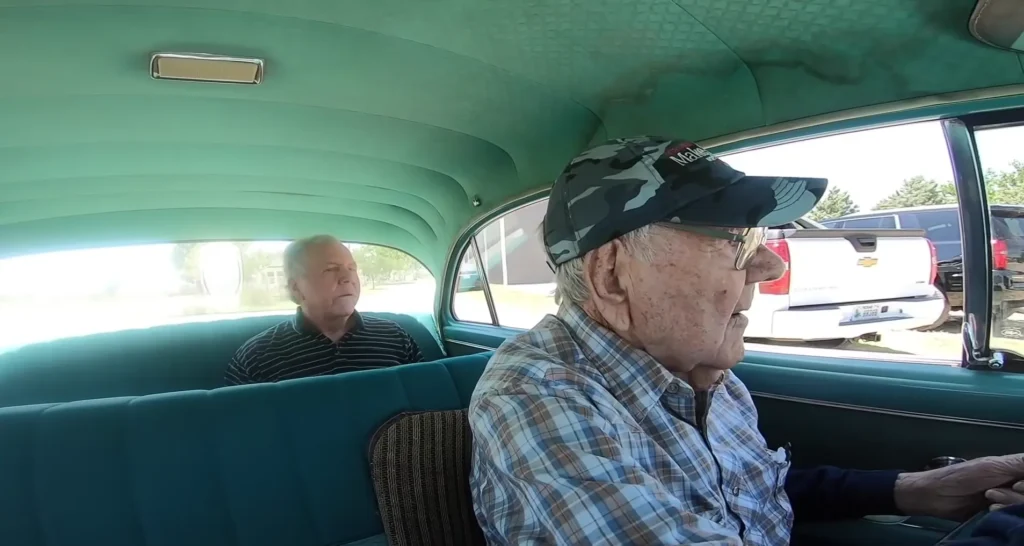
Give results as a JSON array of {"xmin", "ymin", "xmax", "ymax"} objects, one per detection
[
  {"xmin": 2, "ymin": 121, "xmax": 1022, "ymax": 298},
  {"xmin": 724, "ymin": 121, "xmax": 1024, "ymax": 211}
]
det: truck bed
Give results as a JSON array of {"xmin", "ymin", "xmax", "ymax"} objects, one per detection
[{"xmin": 768, "ymin": 226, "xmax": 935, "ymax": 307}]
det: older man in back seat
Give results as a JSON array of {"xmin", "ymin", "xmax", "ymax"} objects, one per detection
[
  {"xmin": 468, "ymin": 137, "xmax": 1024, "ymax": 545},
  {"xmin": 224, "ymin": 234, "xmax": 422, "ymax": 385}
]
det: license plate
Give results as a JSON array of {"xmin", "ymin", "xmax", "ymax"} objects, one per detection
[{"xmin": 852, "ymin": 304, "xmax": 880, "ymax": 322}]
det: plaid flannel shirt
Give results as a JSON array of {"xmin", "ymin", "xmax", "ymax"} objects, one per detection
[{"xmin": 468, "ymin": 304, "xmax": 793, "ymax": 545}]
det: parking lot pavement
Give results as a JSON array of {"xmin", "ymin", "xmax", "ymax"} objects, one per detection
[{"xmin": 799, "ymin": 313, "xmax": 1024, "ymax": 362}]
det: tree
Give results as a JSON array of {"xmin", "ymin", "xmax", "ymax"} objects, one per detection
[
  {"xmin": 172, "ymin": 242, "xmax": 281, "ymax": 296},
  {"xmin": 873, "ymin": 176, "xmax": 957, "ymax": 211},
  {"xmin": 171, "ymin": 243, "xmax": 203, "ymax": 293},
  {"xmin": 809, "ymin": 187, "xmax": 859, "ymax": 221},
  {"xmin": 985, "ymin": 160, "xmax": 1024, "ymax": 206},
  {"xmin": 240, "ymin": 247, "xmax": 279, "ymax": 280},
  {"xmin": 351, "ymin": 245, "xmax": 418, "ymax": 289}
]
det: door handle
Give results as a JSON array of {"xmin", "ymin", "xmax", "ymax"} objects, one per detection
[{"xmin": 925, "ymin": 456, "xmax": 967, "ymax": 470}]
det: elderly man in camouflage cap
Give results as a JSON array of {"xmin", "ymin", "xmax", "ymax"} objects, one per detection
[{"xmin": 468, "ymin": 137, "xmax": 1024, "ymax": 545}]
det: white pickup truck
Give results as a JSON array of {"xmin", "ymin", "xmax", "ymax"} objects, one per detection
[{"xmin": 743, "ymin": 218, "xmax": 946, "ymax": 343}]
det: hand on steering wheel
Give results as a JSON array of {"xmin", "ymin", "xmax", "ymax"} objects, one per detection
[{"xmin": 985, "ymin": 480, "xmax": 1024, "ymax": 511}]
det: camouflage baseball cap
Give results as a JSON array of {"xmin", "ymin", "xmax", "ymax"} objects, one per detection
[{"xmin": 543, "ymin": 136, "xmax": 828, "ymax": 266}]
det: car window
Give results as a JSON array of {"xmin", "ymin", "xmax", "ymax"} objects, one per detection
[
  {"xmin": 454, "ymin": 121, "xmax": 973, "ymax": 363},
  {"xmin": 897, "ymin": 213, "xmax": 921, "ymax": 229},
  {"xmin": 0, "ymin": 241, "xmax": 433, "ymax": 351},
  {"xmin": 992, "ymin": 213, "xmax": 1024, "ymax": 240},
  {"xmin": 452, "ymin": 201, "xmax": 557, "ymax": 328},
  {"xmin": 975, "ymin": 124, "xmax": 1024, "ymax": 350},
  {"xmin": 912, "ymin": 210, "xmax": 961, "ymax": 242},
  {"xmin": 840, "ymin": 217, "xmax": 885, "ymax": 229}
]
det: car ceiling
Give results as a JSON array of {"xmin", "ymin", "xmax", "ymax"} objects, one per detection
[{"xmin": 2, "ymin": 0, "xmax": 1023, "ymax": 272}]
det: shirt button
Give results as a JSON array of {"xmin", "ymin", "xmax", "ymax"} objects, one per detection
[
  {"xmin": 667, "ymin": 383, "xmax": 679, "ymax": 394},
  {"xmin": 732, "ymin": 486, "xmax": 741, "ymax": 495}
]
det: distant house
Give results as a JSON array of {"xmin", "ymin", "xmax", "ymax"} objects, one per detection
[
  {"xmin": 257, "ymin": 265, "xmax": 286, "ymax": 288},
  {"xmin": 476, "ymin": 201, "xmax": 553, "ymax": 286}
]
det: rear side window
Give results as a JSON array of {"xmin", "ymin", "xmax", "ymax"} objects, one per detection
[
  {"xmin": 992, "ymin": 214, "xmax": 1024, "ymax": 240},
  {"xmin": 0, "ymin": 241, "xmax": 433, "ymax": 351},
  {"xmin": 912, "ymin": 210, "xmax": 961, "ymax": 242},
  {"xmin": 840, "ymin": 216, "xmax": 895, "ymax": 228}
]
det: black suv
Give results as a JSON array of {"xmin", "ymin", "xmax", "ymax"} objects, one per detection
[{"xmin": 822, "ymin": 205, "xmax": 1024, "ymax": 334}]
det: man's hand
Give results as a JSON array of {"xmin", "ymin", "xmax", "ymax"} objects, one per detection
[
  {"xmin": 986, "ymin": 480, "xmax": 1024, "ymax": 512},
  {"xmin": 894, "ymin": 454, "xmax": 1024, "ymax": 521}
]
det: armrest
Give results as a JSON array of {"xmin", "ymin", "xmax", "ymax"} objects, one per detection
[{"xmin": 792, "ymin": 517, "xmax": 957, "ymax": 546}]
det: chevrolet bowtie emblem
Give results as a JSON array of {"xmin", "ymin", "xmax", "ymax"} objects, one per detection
[{"xmin": 857, "ymin": 257, "xmax": 879, "ymax": 268}]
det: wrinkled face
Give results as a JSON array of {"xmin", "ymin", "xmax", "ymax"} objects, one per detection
[
  {"xmin": 586, "ymin": 225, "xmax": 785, "ymax": 375},
  {"xmin": 292, "ymin": 241, "xmax": 361, "ymax": 320}
]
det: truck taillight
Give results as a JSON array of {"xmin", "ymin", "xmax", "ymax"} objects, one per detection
[
  {"xmin": 760, "ymin": 239, "xmax": 791, "ymax": 295},
  {"xmin": 927, "ymin": 239, "xmax": 937, "ymax": 284},
  {"xmin": 993, "ymin": 239, "xmax": 1009, "ymax": 270}
]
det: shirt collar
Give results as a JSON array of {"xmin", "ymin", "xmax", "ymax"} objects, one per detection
[
  {"xmin": 556, "ymin": 304, "xmax": 678, "ymax": 421},
  {"xmin": 291, "ymin": 307, "xmax": 363, "ymax": 337},
  {"xmin": 556, "ymin": 304, "xmax": 730, "ymax": 422}
]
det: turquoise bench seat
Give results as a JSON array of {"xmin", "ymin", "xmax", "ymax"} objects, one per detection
[
  {"xmin": 0, "ymin": 313, "xmax": 445, "ymax": 408},
  {"xmin": 0, "ymin": 353, "xmax": 490, "ymax": 546}
]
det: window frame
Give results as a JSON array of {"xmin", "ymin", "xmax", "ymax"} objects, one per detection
[
  {"xmin": 955, "ymin": 107, "xmax": 1024, "ymax": 371},
  {"xmin": 450, "ymin": 237, "xmax": 500, "ymax": 326}
]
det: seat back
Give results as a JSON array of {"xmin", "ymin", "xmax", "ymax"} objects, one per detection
[
  {"xmin": 0, "ymin": 353, "xmax": 490, "ymax": 546},
  {"xmin": 0, "ymin": 312, "xmax": 445, "ymax": 408},
  {"xmin": 369, "ymin": 410, "xmax": 484, "ymax": 546}
]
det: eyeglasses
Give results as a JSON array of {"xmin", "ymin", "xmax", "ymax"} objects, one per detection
[{"xmin": 656, "ymin": 223, "xmax": 767, "ymax": 270}]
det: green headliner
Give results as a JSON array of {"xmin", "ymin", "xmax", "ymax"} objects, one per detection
[{"xmin": 3, "ymin": 0, "xmax": 1024, "ymax": 272}]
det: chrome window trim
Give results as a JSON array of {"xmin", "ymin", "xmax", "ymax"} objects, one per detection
[{"xmin": 443, "ymin": 339, "xmax": 496, "ymax": 352}]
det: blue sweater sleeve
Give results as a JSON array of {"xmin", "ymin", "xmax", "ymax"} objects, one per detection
[{"xmin": 785, "ymin": 466, "xmax": 902, "ymax": 522}]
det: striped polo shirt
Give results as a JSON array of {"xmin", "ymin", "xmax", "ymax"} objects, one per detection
[{"xmin": 224, "ymin": 309, "xmax": 424, "ymax": 385}]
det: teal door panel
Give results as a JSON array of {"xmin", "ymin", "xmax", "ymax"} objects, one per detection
[
  {"xmin": 737, "ymin": 352, "xmax": 1024, "ymax": 423},
  {"xmin": 753, "ymin": 393, "xmax": 1024, "ymax": 470},
  {"xmin": 443, "ymin": 323, "xmax": 518, "ymax": 356}
]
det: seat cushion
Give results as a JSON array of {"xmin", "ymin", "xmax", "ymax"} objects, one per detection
[
  {"xmin": 369, "ymin": 410, "xmax": 484, "ymax": 546},
  {"xmin": 0, "ymin": 312, "xmax": 445, "ymax": 408},
  {"xmin": 0, "ymin": 353, "xmax": 491, "ymax": 546}
]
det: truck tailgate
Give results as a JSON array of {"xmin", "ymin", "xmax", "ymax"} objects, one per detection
[{"xmin": 781, "ymin": 229, "xmax": 935, "ymax": 307}]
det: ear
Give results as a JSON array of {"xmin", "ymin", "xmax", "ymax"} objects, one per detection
[
  {"xmin": 287, "ymin": 278, "xmax": 303, "ymax": 305},
  {"xmin": 584, "ymin": 239, "xmax": 633, "ymax": 331}
]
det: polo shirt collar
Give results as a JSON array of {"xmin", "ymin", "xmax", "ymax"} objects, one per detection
[{"xmin": 292, "ymin": 307, "xmax": 363, "ymax": 337}]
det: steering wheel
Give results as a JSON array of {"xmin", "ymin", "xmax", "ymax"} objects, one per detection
[{"xmin": 936, "ymin": 510, "xmax": 992, "ymax": 545}]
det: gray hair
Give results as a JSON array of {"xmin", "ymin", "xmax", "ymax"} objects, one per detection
[
  {"xmin": 553, "ymin": 224, "xmax": 656, "ymax": 306},
  {"xmin": 283, "ymin": 235, "xmax": 340, "ymax": 302}
]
